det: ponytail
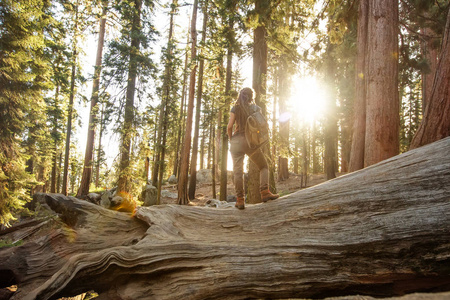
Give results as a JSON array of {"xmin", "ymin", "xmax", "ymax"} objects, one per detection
[{"xmin": 236, "ymin": 87, "xmax": 254, "ymax": 109}]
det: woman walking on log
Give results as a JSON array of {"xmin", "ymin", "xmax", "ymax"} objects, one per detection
[{"xmin": 227, "ymin": 87, "xmax": 279, "ymax": 209}]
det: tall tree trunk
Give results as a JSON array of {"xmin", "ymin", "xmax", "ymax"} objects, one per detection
[
  {"xmin": 207, "ymin": 119, "xmax": 212, "ymax": 170},
  {"xmin": 144, "ymin": 147, "xmax": 150, "ymax": 183},
  {"xmin": 156, "ymin": 0, "xmax": 178, "ymax": 204},
  {"xmin": 278, "ymin": 61, "xmax": 289, "ymax": 181},
  {"xmin": 214, "ymin": 60, "xmax": 224, "ymax": 185},
  {"xmin": 117, "ymin": 0, "xmax": 142, "ymax": 193},
  {"xmin": 77, "ymin": 2, "xmax": 107, "ymax": 197},
  {"xmin": 151, "ymin": 124, "xmax": 162, "ymax": 187},
  {"xmin": 349, "ymin": 0, "xmax": 368, "ymax": 172},
  {"xmin": 301, "ymin": 125, "xmax": 308, "ymax": 188},
  {"xmin": 293, "ymin": 132, "xmax": 299, "ymax": 174},
  {"xmin": 177, "ymin": 0, "xmax": 198, "ymax": 205},
  {"xmin": 421, "ymin": 25, "xmax": 439, "ymax": 112},
  {"xmin": 151, "ymin": 67, "xmax": 169, "ymax": 187},
  {"xmin": 220, "ymin": 51, "xmax": 232, "ymax": 202},
  {"xmin": 272, "ymin": 68, "xmax": 278, "ymax": 164},
  {"xmin": 95, "ymin": 103, "xmax": 105, "ymax": 188},
  {"xmin": 410, "ymin": 8, "xmax": 450, "ymax": 149},
  {"xmin": 151, "ymin": 116, "xmax": 157, "ymax": 180},
  {"xmin": 62, "ymin": 47, "xmax": 77, "ymax": 196},
  {"xmin": 200, "ymin": 126, "xmax": 205, "ymax": 170},
  {"xmin": 215, "ymin": 104, "xmax": 222, "ymax": 186},
  {"xmin": 25, "ymin": 134, "xmax": 36, "ymax": 193},
  {"xmin": 211, "ymin": 114, "xmax": 217, "ymax": 199},
  {"xmin": 62, "ymin": 3, "xmax": 81, "ymax": 196},
  {"xmin": 51, "ymin": 141, "xmax": 58, "ymax": 193},
  {"xmin": 189, "ymin": 1, "xmax": 208, "ymax": 200},
  {"xmin": 151, "ymin": 2, "xmax": 176, "ymax": 188},
  {"xmin": 324, "ymin": 45, "xmax": 337, "ymax": 180},
  {"xmin": 340, "ymin": 104, "xmax": 351, "ymax": 173},
  {"xmin": 25, "ymin": 125, "xmax": 37, "ymax": 177},
  {"xmin": 324, "ymin": 119, "xmax": 337, "ymax": 180},
  {"xmin": 37, "ymin": 166, "xmax": 46, "ymax": 193},
  {"xmin": 50, "ymin": 85, "xmax": 61, "ymax": 194},
  {"xmin": 173, "ymin": 28, "xmax": 190, "ymax": 178},
  {"xmin": 57, "ymin": 152, "xmax": 62, "ymax": 193},
  {"xmin": 249, "ymin": 2, "xmax": 268, "ymax": 204},
  {"xmin": 219, "ymin": 8, "xmax": 234, "ymax": 202},
  {"xmin": 364, "ymin": 0, "xmax": 399, "ymax": 167},
  {"xmin": 157, "ymin": 114, "xmax": 168, "ymax": 205},
  {"xmin": 311, "ymin": 122, "xmax": 318, "ymax": 174}
]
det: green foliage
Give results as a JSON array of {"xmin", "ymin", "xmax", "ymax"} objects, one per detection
[
  {"xmin": 102, "ymin": 0, "xmax": 157, "ymax": 121},
  {"xmin": 396, "ymin": 0, "xmax": 447, "ymax": 151},
  {"xmin": 400, "ymin": 0, "xmax": 449, "ymax": 37},
  {"xmin": 399, "ymin": 31, "xmax": 423, "ymax": 153},
  {"xmin": 268, "ymin": 0, "xmax": 315, "ymax": 57},
  {"xmin": 0, "ymin": 0, "xmax": 53, "ymax": 225},
  {"xmin": 151, "ymin": 0, "xmax": 183, "ymax": 183},
  {"xmin": 0, "ymin": 154, "xmax": 35, "ymax": 226},
  {"xmin": 101, "ymin": 0, "xmax": 158, "ymax": 194}
]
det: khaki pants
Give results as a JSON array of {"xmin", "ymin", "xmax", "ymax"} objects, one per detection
[{"xmin": 230, "ymin": 133, "xmax": 269, "ymax": 198}]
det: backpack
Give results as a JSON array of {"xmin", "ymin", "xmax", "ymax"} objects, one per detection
[{"xmin": 244, "ymin": 104, "xmax": 269, "ymax": 150}]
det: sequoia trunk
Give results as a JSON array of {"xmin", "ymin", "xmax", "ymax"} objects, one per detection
[
  {"xmin": 364, "ymin": 0, "xmax": 399, "ymax": 167},
  {"xmin": 410, "ymin": 8, "xmax": 450, "ymax": 149},
  {"xmin": 348, "ymin": 0, "xmax": 368, "ymax": 172},
  {"xmin": 249, "ymin": 6, "xmax": 268, "ymax": 204}
]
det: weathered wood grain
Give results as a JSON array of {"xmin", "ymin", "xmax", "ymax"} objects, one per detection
[{"xmin": 1, "ymin": 137, "xmax": 450, "ymax": 300}]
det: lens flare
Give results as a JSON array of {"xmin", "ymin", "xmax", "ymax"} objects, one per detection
[{"xmin": 289, "ymin": 76, "xmax": 327, "ymax": 124}]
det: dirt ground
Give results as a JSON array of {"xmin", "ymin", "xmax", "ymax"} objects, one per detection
[{"xmin": 159, "ymin": 172, "xmax": 346, "ymax": 206}]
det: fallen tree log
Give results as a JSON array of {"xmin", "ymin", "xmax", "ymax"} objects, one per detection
[{"xmin": 1, "ymin": 137, "xmax": 450, "ymax": 300}]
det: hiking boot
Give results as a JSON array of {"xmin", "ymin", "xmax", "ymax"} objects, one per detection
[
  {"xmin": 235, "ymin": 197, "xmax": 245, "ymax": 209},
  {"xmin": 261, "ymin": 189, "xmax": 279, "ymax": 202}
]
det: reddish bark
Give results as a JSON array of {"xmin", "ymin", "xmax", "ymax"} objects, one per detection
[
  {"xmin": 77, "ymin": 3, "xmax": 107, "ymax": 197},
  {"xmin": 177, "ymin": 0, "xmax": 198, "ymax": 205},
  {"xmin": 248, "ymin": 1, "xmax": 269, "ymax": 204},
  {"xmin": 421, "ymin": 25, "xmax": 439, "ymax": 111},
  {"xmin": 348, "ymin": 0, "xmax": 368, "ymax": 172},
  {"xmin": 364, "ymin": 0, "xmax": 399, "ymax": 167},
  {"xmin": 410, "ymin": 8, "xmax": 450, "ymax": 149}
]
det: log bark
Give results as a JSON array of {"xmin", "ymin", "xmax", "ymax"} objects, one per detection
[{"xmin": 1, "ymin": 138, "xmax": 450, "ymax": 300}]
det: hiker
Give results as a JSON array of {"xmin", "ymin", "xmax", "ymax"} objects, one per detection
[{"xmin": 227, "ymin": 87, "xmax": 279, "ymax": 209}]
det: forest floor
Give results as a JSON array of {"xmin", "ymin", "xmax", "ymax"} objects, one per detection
[{"xmin": 159, "ymin": 172, "xmax": 347, "ymax": 206}]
